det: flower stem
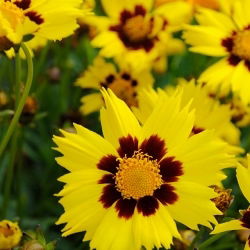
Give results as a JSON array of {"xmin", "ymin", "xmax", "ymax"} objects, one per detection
[
  {"xmin": 1, "ymin": 129, "xmax": 19, "ymax": 217},
  {"xmin": 0, "ymin": 43, "xmax": 33, "ymax": 158},
  {"xmin": 15, "ymin": 51, "xmax": 21, "ymax": 107},
  {"xmin": 199, "ymin": 232, "xmax": 229, "ymax": 249}
]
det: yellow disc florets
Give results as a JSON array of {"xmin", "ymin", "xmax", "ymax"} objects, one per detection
[
  {"xmin": 0, "ymin": 220, "xmax": 22, "ymax": 249},
  {"xmin": 233, "ymin": 30, "xmax": 250, "ymax": 61},
  {"xmin": 115, "ymin": 151, "xmax": 163, "ymax": 200},
  {"xmin": 123, "ymin": 15, "xmax": 151, "ymax": 43}
]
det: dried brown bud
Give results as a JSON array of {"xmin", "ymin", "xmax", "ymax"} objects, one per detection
[
  {"xmin": 211, "ymin": 185, "xmax": 233, "ymax": 213},
  {"xmin": 23, "ymin": 96, "xmax": 38, "ymax": 115}
]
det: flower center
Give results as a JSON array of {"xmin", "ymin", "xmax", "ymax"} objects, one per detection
[
  {"xmin": 109, "ymin": 76, "xmax": 138, "ymax": 107},
  {"xmin": 0, "ymin": 2, "xmax": 25, "ymax": 31},
  {"xmin": 0, "ymin": 224, "xmax": 14, "ymax": 238},
  {"xmin": 233, "ymin": 30, "xmax": 250, "ymax": 61},
  {"xmin": 115, "ymin": 151, "xmax": 163, "ymax": 200},
  {"xmin": 123, "ymin": 15, "xmax": 151, "ymax": 43}
]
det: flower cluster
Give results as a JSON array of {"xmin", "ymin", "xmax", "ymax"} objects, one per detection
[{"xmin": 1, "ymin": 0, "xmax": 250, "ymax": 250}]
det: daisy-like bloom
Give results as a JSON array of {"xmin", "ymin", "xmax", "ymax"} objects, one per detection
[
  {"xmin": 0, "ymin": 0, "xmax": 82, "ymax": 51},
  {"xmin": 183, "ymin": 0, "xmax": 250, "ymax": 104},
  {"xmin": 87, "ymin": 0, "xmax": 190, "ymax": 71},
  {"xmin": 75, "ymin": 57, "xmax": 154, "ymax": 115},
  {"xmin": 212, "ymin": 154, "xmax": 250, "ymax": 250},
  {"xmin": 155, "ymin": 0, "xmax": 220, "ymax": 10},
  {"xmin": 54, "ymin": 89, "xmax": 235, "ymax": 250},
  {"xmin": 133, "ymin": 79, "xmax": 241, "ymax": 147},
  {"xmin": 0, "ymin": 220, "xmax": 22, "ymax": 249}
]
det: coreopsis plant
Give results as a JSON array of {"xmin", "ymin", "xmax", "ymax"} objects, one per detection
[
  {"xmin": 75, "ymin": 57, "xmax": 154, "ymax": 114},
  {"xmin": 53, "ymin": 89, "xmax": 235, "ymax": 250},
  {"xmin": 87, "ymin": 0, "xmax": 190, "ymax": 72},
  {"xmin": 0, "ymin": 220, "xmax": 22, "ymax": 249},
  {"xmin": 183, "ymin": 0, "xmax": 250, "ymax": 104},
  {"xmin": 213, "ymin": 154, "xmax": 250, "ymax": 250}
]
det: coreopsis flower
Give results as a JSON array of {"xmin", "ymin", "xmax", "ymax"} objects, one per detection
[
  {"xmin": 0, "ymin": 220, "xmax": 22, "ymax": 249},
  {"xmin": 133, "ymin": 80, "xmax": 241, "ymax": 147},
  {"xmin": 54, "ymin": 89, "xmax": 235, "ymax": 250},
  {"xmin": 212, "ymin": 154, "xmax": 250, "ymax": 250},
  {"xmin": 75, "ymin": 57, "xmax": 154, "ymax": 114},
  {"xmin": 0, "ymin": 0, "xmax": 82, "ymax": 51},
  {"xmin": 183, "ymin": 0, "xmax": 250, "ymax": 104},
  {"xmin": 87, "ymin": 0, "xmax": 190, "ymax": 72}
]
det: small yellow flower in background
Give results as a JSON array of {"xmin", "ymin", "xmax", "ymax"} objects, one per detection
[
  {"xmin": 87, "ymin": 0, "xmax": 190, "ymax": 72},
  {"xmin": 75, "ymin": 57, "xmax": 154, "ymax": 114},
  {"xmin": 212, "ymin": 154, "xmax": 250, "ymax": 250},
  {"xmin": 0, "ymin": 0, "xmax": 82, "ymax": 51},
  {"xmin": 0, "ymin": 220, "xmax": 22, "ymax": 249},
  {"xmin": 54, "ymin": 89, "xmax": 235, "ymax": 250},
  {"xmin": 134, "ymin": 79, "xmax": 241, "ymax": 147},
  {"xmin": 183, "ymin": 0, "xmax": 250, "ymax": 104}
]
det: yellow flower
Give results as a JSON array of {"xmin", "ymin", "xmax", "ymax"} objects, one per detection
[
  {"xmin": 0, "ymin": 0, "xmax": 82, "ymax": 51},
  {"xmin": 133, "ymin": 79, "xmax": 241, "ymax": 147},
  {"xmin": 183, "ymin": 0, "xmax": 250, "ymax": 104},
  {"xmin": 212, "ymin": 154, "xmax": 250, "ymax": 250},
  {"xmin": 54, "ymin": 89, "xmax": 235, "ymax": 250},
  {"xmin": 87, "ymin": 0, "xmax": 190, "ymax": 72},
  {"xmin": 0, "ymin": 220, "xmax": 22, "ymax": 249},
  {"xmin": 75, "ymin": 57, "xmax": 154, "ymax": 114}
]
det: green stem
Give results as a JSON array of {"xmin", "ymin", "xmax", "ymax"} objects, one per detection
[
  {"xmin": 1, "ymin": 129, "xmax": 19, "ymax": 218},
  {"xmin": 15, "ymin": 51, "xmax": 21, "ymax": 108},
  {"xmin": 0, "ymin": 43, "xmax": 33, "ymax": 158},
  {"xmin": 199, "ymin": 232, "xmax": 229, "ymax": 249}
]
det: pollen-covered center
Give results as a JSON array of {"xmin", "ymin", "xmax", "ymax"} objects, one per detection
[
  {"xmin": 0, "ymin": 223, "xmax": 14, "ymax": 238},
  {"xmin": 233, "ymin": 30, "xmax": 250, "ymax": 61},
  {"xmin": 0, "ymin": 2, "xmax": 25, "ymax": 30},
  {"xmin": 123, "ymin": 15, "xmax": 151, "ymax": 43},
  {"xmin": 115, "ymin": 151, "xmax": 163, "ymax": 200}
]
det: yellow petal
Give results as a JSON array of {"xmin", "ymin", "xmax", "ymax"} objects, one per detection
[
  {"xmin": 100, "ymin": 89, "xmax": 141, "ymax": 148},
  {"xmin": 212, "ymin": 219, "xmax": 245, "ymax": 234}
]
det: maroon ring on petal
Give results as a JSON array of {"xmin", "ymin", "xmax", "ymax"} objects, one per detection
[
  {"xmin": 140, "ymin": 135, "xmax": 166, "ymax": 161},
  {"xmin": 137, "ymin": 196, "xmax": 159, "ymax": 216},
  {"xmin": 154, "ymin": 184, "xmax": 178, "ymax": 205},
  {"xmin": 118, "ymin": 135, "xmax": 138, "ymax": 158},
  {"xmin": 160, "ymin": 157, "xmax": 183, "ymax": 182},
  {"xmin": 241, "ymin": 210, "xmax": 250, "ymax": 229},
  {"xmin": 115, "ymin": 198, "xmax": 137, "ymax": 219},
  {"xmin": 99, "ymin": 184, "xmax": 121, "ymax": 208},
  {"xmin": 97, "ymin": 154, "xmax": 119, "ymax": 174}
]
